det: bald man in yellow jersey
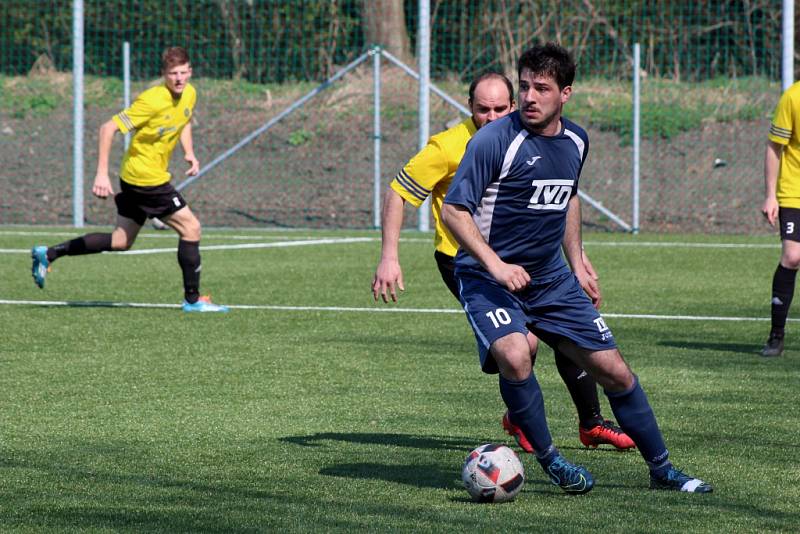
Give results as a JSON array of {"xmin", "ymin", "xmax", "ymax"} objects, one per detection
[
  {"xmin": 31, "ymin": 47, "xmax": 227, "ymax": 312},
  {"xmin": 371, "ymin": 72, "xmax": 633, "ymax": 451},
  {"xmin": 760, "ymin": 81, "xmax": 800, "ymax": 355}
]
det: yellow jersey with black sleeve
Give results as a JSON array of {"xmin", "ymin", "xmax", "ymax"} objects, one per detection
[
  {"xmin": 389, "ymin": 117, "xmax": 477, "ymax": 257},
  {"xmin": 111, "ymin": 83, "xmax": 196, "ymax": 187},
  {"xmin": 769, "ymin": 81, "xmax": 800, "ymax": 208}
]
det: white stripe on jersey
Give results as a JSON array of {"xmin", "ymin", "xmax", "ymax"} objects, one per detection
[
  {"xmin": 473, "ymin": 129, "xmax": 529, "ymax": 241},
  {"xmin": 563, "ymin": 128, "xmax": 585, "ymax": 160}
]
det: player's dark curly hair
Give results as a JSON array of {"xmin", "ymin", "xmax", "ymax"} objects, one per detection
[
  {"xmin": 468, "ymin": 71, "xmax": 514, "ymax": 106},
  {"xmin": 517, "ymin": 43, "xmax": 576, "ymax": 89}
]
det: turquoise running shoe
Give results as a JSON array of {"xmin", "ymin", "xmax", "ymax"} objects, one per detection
[
  {"xmin": 540, "ymin": 453, "xmax": 594, "ymax": 495},
  {"xmin": 31, "ymin": 246, "xmax": 49, "ymax": 289},
  {"xmin": 650, "ymin": 466, "xmax": 712, "ymax": 493},
  {"xmin": 182, "ymin": 295, "xmax": 229, "ymax": 313}
]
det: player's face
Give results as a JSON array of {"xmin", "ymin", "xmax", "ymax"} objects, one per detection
[
  {"xmin": 470, "ymin": 78, "xmax": 514, "ymax": 129},
  {"xmin": 164, "ymin": 63, "xmax": 192, "ymax": 96},
  {"xmin": 518, "ymin": 68, "xmax": 571, "ymax": 135}
]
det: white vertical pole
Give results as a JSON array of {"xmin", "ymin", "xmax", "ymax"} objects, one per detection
[
  {"xmin": 72, "ymin": 0, "xmax": 84, "ymax": 227},
  {"xmin": 417, "ymin": 0, "xmax": 431, "ymax": 232},
  {"xmin": 632, "ymin": 43, "xmax": 641, "ymax": 234},
  {"xmin": 123, "ymin": 41, "xmax": 131, "ymax": 149},
  {"xmin": 782, "ymin": 0, "xmax": 795, "ymax": 91},
  {"xmin": 373, "ymin": 47, "xmax": 382, "ymax": 229}
]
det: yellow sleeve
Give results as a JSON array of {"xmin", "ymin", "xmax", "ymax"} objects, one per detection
[
  {"xmin": 390, "ymin": 139, "xmax": 449, "ymax": 208},
  {"xmin": 769, "ymin": 89, "xmax": 796, "ymax": 146},
  {"xmin": 112, "ymin": 93, "xmax": 155, "ymax": 134}
]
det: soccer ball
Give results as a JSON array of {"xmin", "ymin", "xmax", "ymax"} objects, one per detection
[{"xmin": 461, "ymin": 443, "xmax": 525, "ymax": 503}]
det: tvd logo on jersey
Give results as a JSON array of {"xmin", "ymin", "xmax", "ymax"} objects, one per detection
[{"xmin": 527, "ymin": 179, "xmax": 573, "ymax": 211}]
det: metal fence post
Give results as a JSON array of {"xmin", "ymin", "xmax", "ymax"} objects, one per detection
[
  {"xmin": 72, "ymin": 0, "xmax": 84, "ymax": 227},
  {"xmin": 123, "ymin": 41, "xmax": 131, "ymax": 149},
  {"xmin": 782, "ymin": 0, "xmax": 795, "ymax": 91},
  {"xmin": 417, "ymin": 0, "xmax": 430, "ymax": 232},
  {"xmin": 373, "ymin": 46, "xmax": 382, "ymax": 229},
  {"xmin": 632, "ymin": 42, "xmax": 640, "ymax": 234}
]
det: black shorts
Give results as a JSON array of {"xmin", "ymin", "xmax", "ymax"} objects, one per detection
[
  {"xmin": 779, "ymin": 207, "xmax": 800, "ymax": 242},
  {"xmin": 114, "ymin": 180, "xmax": 187, "ymax": 226},
  {"xmin": 434, "ymin": 250, "xmax": 460, "ymax": 300}
]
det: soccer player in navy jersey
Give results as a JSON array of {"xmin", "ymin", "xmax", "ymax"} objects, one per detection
[
  {"xmin": 371, "ymin": 72, "xmax": 633, "ymax": 452},
  {"xmin": 441, "ymin": 43, "xmax": 712, "ymax": 494}
]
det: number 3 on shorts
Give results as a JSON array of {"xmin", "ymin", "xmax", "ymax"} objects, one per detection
[{"xmin": 486, "ymin": 308, "xmax": 511, "ymax": 328}]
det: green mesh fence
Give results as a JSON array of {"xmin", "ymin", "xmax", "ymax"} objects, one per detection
[{"xmin": 0, "ymin": 0, "xmax": 791, "ymax": 232}]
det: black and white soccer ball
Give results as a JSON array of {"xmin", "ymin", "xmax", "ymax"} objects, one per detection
[{"xmin": 461, "ymin": 443, "xmax": 525, "ymax": 503}]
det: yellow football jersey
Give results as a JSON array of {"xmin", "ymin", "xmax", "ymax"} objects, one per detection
[
  {"xmin": 111, "ymin": 83, "xmax": 196, "ymax": 187},
  {"xmin": 390, "ymin": 117, "xmax": 477, "ymax": 257},
  {"xmin": 769, "ymin": 81, "xmax": 800, "ymax": 208}
]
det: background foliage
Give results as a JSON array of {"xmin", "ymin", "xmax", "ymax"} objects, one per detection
[{"xmin": 0, "ymin": 1, "xmax": 791, "ymax": 82}]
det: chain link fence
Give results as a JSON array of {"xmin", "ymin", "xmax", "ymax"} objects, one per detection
[{"xmin": 0, "ymin": 0, "xmax": 792, "ymax": 233}]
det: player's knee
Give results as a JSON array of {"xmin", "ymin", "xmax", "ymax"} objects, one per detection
[
  {"xmin": 780, "ymin": 252, "xmax": 800, "ymax": 269},
  {"xmin": 492, "ymin": 343, "xmax": 532, "ymax": 380},
  {"xmin": 181, "ymin": 219, "xmax": 201, "ymax": 241},
  {"xmin": 110, "ymin": 231, "xmax": 134, "ymax": 251},
  {"xmin": 598, "ymin": 366, "xmax": 635, "ymax": 393}
]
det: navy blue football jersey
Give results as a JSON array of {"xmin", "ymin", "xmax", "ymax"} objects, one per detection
[{"xmin": 444, "ymin": 111, "xmax": 589, "ymax": 280}]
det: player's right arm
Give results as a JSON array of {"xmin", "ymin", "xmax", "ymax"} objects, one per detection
[
  {"xmin": 372, "ymin": 188, "xmax": 407, "ymax": 303},
  {"xmin": 762, "ymin": 140, "xmax": 783, "ymax": 227},
  {"xmin": 92, "ymin": 119, "xmax": 120, "ymax": 198},
  {"xmin": 372, "ymin": 136, "xmax": 449, "ymax": 302},
  {"xmin": 441, "ymin": 203, "xmax": 530, "ymax": 292}
]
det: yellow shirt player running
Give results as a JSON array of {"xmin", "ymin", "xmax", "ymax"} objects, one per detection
[
  {"xmin": 31, "ymin": 46, "xmax": 227, "ymax": 312},
  {"xmin": 760, "ymin": 81, "xmax": 800, "ymax": 355},
  {"xmin": 371, "ymin": 72, "xmax": 634, "ymax": 451},
  {"xmin": 112, "ymin": 82, "xmax": 197, "ymax": 187}
]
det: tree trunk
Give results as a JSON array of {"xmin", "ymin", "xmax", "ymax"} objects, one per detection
[
  {"xmin": 361, "ymin": 0, "xmax": 412, "ymax": 63},
  {"xmin": 217, "ymin": 0, "xmax": 247, "ymax": 79}
]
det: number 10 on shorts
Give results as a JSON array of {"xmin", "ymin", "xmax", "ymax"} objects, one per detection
[{"xmin": 486, "ymin": 308, "xmax": 511, "ymax": 328}]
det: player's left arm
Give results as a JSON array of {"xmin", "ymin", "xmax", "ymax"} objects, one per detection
[
  {"xmin": 180, "ymin": 122, "xmax": 200, "ymax": 176},
  {"xmin": 563, "ymin": 195, "xmax": 601, "ymax": 308}
]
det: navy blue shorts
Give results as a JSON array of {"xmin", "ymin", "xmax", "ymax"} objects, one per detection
[{"xmin": 457, "ymin": 271, "xmax": 617, "ymax": 374}]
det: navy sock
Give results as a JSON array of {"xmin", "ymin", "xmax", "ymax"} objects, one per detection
[
  {"xmin": 770, "ymin": 264, "xmax": 797, "ymax": 334},
  {"xmin": 499, "ymin": 374, "xmax": 555, "ymax": 461},
  {"xmin": 178, "ymin": 239, "xmax": 201, "ymax": 304},
  {"xmin": 48, "ymin": 233, "xmax": 112, "ymax": 262},
  {"xmin": 605, "ymin": 376, "xmax": 670, "ymax": 475}
]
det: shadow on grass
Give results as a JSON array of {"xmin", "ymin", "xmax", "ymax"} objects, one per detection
[
  {"xmin": 657, "ymin": 340, "xmax": 761, "ymax": 355},
  {"xmin": 321, "ymin": 462, "xmax": 458, "ymax": 490},
  {"xmin": 281, "ymin": 432, "xmax": 478, "ymax": 452}
]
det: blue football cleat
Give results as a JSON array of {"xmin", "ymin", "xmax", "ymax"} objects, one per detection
[
  {"xmin": 31, "ymin": 245, "xmax": 49, "ymax": 289},
  {"xmin": 650, "ymin": 466, "xmax": 712, "ymax": 493},
  {"xmin": 540, "ymin": 453, "xmax": 594, "ymax": 495},
  {"xmin": 182, "ymin": 295, "xmax": 229, "ymax": 313}
]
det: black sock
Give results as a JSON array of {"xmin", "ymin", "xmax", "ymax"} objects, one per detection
[
  {"xmin": 47, "ymin": 233, "xmax": 112, "ymax": 262},
  {"xmin": 178, "ymin": 239, "xmax": 201, "ymax": 304},
  {"xmin": 554, "ymin": 350, "xmax": 602, "ymax": 428},
  {"xmin": 770, "ymin": 264, "xmax": 797, "ymax": 335}
]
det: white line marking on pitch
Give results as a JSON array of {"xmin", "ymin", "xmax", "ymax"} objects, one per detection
[
  {"xmin": 0, "ymin": 298, "xmax": 788, "ymax": 322},
  {"xmin": 0, "ymin": 237, "xmax": 376, "ymax": 255}
]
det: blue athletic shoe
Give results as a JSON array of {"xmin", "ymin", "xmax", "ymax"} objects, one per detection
[
  {"xmin": 540, "ymin": 454, "xmax": 594, "ymax": 495},
  {"xmin": 650, "ymin": 466, "xmax": 712, "ymax": 493},
  {"xmin": 182, "ymin": 295, "xmax": 229, "ymax": 313},
  {"xmin": 31, "ymin": 246, "xmax": 49, "ymax": 289}
]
